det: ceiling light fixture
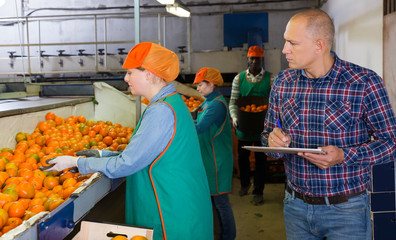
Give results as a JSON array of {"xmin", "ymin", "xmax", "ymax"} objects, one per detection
[
  {"xmin": 156, "ymin": 0, "xmax": 175, "ymax": 4},
  {"xmin": 166, "ymin": 3, "xmax": 190, "ymax": 18}
]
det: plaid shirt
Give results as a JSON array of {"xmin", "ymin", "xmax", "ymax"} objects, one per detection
[{"xmin": 261, "ymin": 53, "xmax": 396, "ymax": 197}]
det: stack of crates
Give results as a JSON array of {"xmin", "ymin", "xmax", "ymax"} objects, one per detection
[{"xmin": 370, "ymin": 161, "xmax": 396, "ymax": 239}]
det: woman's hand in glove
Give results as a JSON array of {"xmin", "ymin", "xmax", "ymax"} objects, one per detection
[
  {"xmin": 76, "ymin": 149, "xmax": 102, "ymax": 158},
  {"xmin": 40, "ymin": 156, "xmax": 79, "ymax": 172}
]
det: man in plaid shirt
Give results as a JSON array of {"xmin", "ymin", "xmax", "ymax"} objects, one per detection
[{"xmin": 262, "ymin": 9, "xmax": 396, "ymax": 240}]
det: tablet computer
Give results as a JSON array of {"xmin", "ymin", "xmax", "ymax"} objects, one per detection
[{"xmin": 242, "ymin": 146, "xmax": 326, "ymax": 155}]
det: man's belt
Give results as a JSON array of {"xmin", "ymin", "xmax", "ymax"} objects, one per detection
[{"xmin": 286, "ymin": 185, "xmax": 365, "ymax": 205}]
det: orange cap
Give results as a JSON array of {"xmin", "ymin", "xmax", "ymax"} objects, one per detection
[
  {"xmin": 247, "ymin": 46, "xmax": 264, "ymax": 58},
  {"xmin": 122, "ymin": 42, "xmax": 179, "ymax": 82},
  {"xmin": 193, "ymin": 67, "xmax": 224, "ymax": 86}
]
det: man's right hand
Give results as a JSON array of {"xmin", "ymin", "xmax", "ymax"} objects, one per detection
[
  {"xmin": 268, "ymin": 128, "xmax": 291, "ymax": 147},
  {"xmin": 76, "ymin": 149, "xmax": 102, "ymax": 158}
]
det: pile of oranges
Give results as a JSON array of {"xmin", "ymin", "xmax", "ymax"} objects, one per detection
[
  {"xmin": 0, "ymin": 112, "xmax": 134, "ymax": 236},
  {"xmin": 140, "ymin": 95, "xmax": 203, "ymax": 112},
  {"xmin": 181, "ymin": 95, "xmax": 203, "ymax": 112},
  {"xmin": 240, "ymin": 104, "xmax": 268, "ymax": 113}
]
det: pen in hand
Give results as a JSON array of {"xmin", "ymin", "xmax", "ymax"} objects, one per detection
[{"xmin": 277, "ymin": 119, "xmax": 288, "ymax": 147}]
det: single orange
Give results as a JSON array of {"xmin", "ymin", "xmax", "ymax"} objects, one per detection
[
  {"xmin": 22, "ymin": 210, "xmax": 37, "ymax": 221},
  {"xmin": 0, "ymin": 208, "xmax": 8, "ymax": 229},
  {"xmin": 0, "ymin": 193, "xmax": 13, "ymax": 209},
  {"xmin": 5, "ymin": 168, "xmax": 18, "ymax": 178},
  {"xmin": 33, "ymin": 169, "xmax": 46, "ymax": 180},
  {"xmin": 48, "ymin": 199, "xmax": 65, "ymax": 212},
  {"xmin": 15, "ymin": 132, "xmax": 28, "ymax": 143},
  {"xmin": 2, "ymin": 225, "xmax": 15, "ymax": 234},
  {"xmin": 18, "ymin": 181, "xmax": 36, "ymax": 199},
  {"xmin": 29, "ymin": 198, "xmax": 44, "ymax": 207},
  {"xmin": 117, "ymin": 144, "xmax": 127, "ymax": 151},
  {"xmin": 45, "ymin": 112, "xmax": 56, "ymax": 121},
  {"xmin": 62, "ymin": 178, "xmax": 77, "ymax": 189},
  {"xmin": 33, "ymin": 191, "xmax": 47, "ymax": 202},
  {"xmin": 19, "ymin": 168, "xmax": 34, "ymax": 180},
  {"xmin": 6, "ymin": 217, "xmax": 23, "ymax": 227},
  {"xmin": 38, "ymin": 121, "xmax": 51, "ymax": 132},
  {"xmin": 54, "ymin": 116, "xmax": 64, "ymax": 126},
  {"xmin": 103, "ymin": 136, "xmax": 113, "ymax": 146},
  {"xmin": 51, "ymin": 185, "xmax": 63, "ymax": 196},
  {"xmin": 29, "ymin": 204, "xmax": 46, "ymax": 214},
  {"xmin": 0, "ymin": 152, "xmax": 14, "ymax": 161},
  {"xmin": 108, "ymin": 129, "xmax": 118, "ymax": 139},
  {"xmin": 59, "ymin": 171, "xmax": 74, "ymax": 184},
  {"xmin": 0, "ymin": 157, "xmax": 8, "ymax": 171},
  {"xmin": 43, "ymin": 176, "xmax": 59, "ymax": 190},
  {"xmin": 112, "ymin": 236, "xmax": 128, "ymax": 240},
  {"xmin": 130, "ymin": 236, "xmax": 148, "ymax": 240},
  {"xmin": 2, "ymin": 189, "xmax": 18, "ymax": 202},
  {"xmin": 8, "ymin": 201, "xmax": 25, "ymax": 218},
  {"xmin": 77, "ymin": 115, "xmax": 86, "ymax": 123},
  {"xmin": 99, "ymin": 127, "xmax": 109, "ymax": 137},
  {"xmin": 62, "ymin": 186, "xmax": 76, "ymax": 199},
  {"xmin": 88, "ymin": 130, "xmax": 96, "ymax": 138}
]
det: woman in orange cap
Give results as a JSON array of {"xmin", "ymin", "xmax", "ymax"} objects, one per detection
[
  {"xmin": 194, "ymin": 67, "xmax": 236, "ymax": 240},
  {"xmin": 229, "ymin": 45, "xmax": 274, "ymax": 205},
  {"xmin": 42, "ymin": 42, "xmax": 213, "ymax": 240}
]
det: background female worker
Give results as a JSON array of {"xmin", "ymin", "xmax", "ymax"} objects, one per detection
[
  {"xmin": 194, "ymin": 67, "xmax": 236, "ymax": 240},
  {"xmin": 42, "ymin": 42, "xmax": 214, "ymax": 240}
]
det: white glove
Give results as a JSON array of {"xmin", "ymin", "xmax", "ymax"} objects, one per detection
[
  {"xmin": 40, "ymin": 156, "xmax": 79, "ymax": 172},
  {"xmin": 232, "ymin": 118, "xmax": 238, "ymax": 129},
  {"xmin": 76, "ymin": 149, "xmax": 102, "ymax": 158}
]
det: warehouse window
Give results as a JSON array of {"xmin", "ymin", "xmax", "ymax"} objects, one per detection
[{"xmin": 384, "ymin": 0, "xmax": 396, "ymax": 15}]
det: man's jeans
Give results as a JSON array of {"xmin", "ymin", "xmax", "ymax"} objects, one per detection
[
  {"xmin": 212, "ymin": 194, "xmax": 236, "ymax": 240},
  {"xmin": 283, "ymin": 190, "xmax": 372, "ymax": 240}
]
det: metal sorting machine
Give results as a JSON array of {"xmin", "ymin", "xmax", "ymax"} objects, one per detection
[{"xmin": 0, "ymin": 81, "xmax": 201, "ymax": 240}]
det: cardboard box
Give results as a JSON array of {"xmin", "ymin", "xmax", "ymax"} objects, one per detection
[{"xmin": 73, "ymin": 221, "xmax": 153, "ymax": 240}]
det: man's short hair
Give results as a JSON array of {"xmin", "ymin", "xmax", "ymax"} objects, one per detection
[{"xmin": 293, "ymin": 9, "xmax": 335, "ymax": 48}]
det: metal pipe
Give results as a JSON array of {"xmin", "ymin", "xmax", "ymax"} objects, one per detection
[
  {"xmin": 104, "ymin": 17, "xmax": 108, "ymax": 69},
  {"xmin": 0, "ymin": 70, "xmax": 115, "ymax": 75},
  {"xmin": 94, "ymin": 15, "xmax": 98, "ymax": 72},
  {"xmin": 38, "ymin": 20, "xmax": 43, "ymax": 69},
  {"xmin": 187, "ymin": 17, "xmax": 192, "ymax": 73},
  {"xmin": 0, "ymin": 39, "xmax": 162, "ymax": 48},
  {"xmin": 163, "ymin": 16, "xmax": 166, "ymax": 48},
  {"xmin": 158, "ymin": 13, "xmax": 161, "ymax": 46},
  {"xmin": 25, "ymin": 16, "xmax": 31, "ymax": 75},
  {"xmin": 134, "ymin": 0, "xmax": 141, "ymax": 125},
  {"xmin": 0, "ymin": 12, "xmax": 139, "ymax": 21}
]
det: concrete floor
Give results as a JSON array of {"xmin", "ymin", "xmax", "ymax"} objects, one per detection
[{"xmin": 228, "ymin": 177, "xmax": 287, "ymax": 240}]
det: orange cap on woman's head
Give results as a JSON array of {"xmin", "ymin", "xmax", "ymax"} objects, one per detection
[
  {"xmin": 122, "ymin": 42, "xmax": 180, "ymax": 82},
  {"xmin": 247, "ymin": 46, "xmax": 264, "ymax": 58},
  {"xmin": 193, "ymin": 67, "xmax": 224, "ymax": 86}
]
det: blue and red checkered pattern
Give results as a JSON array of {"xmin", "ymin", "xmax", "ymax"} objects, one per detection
[{"xmin": 262, "ymin": 52, "xmax": 396, "ymax": 197}]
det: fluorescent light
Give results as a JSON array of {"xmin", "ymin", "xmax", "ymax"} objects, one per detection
[
  {"xmin": 0, "ymin": 0, "xmax": 5, "ymax": 7},
  {"xmin": 166, "ymin": 4, "xmax": 190, "ymax": 18},
  {"xmin": 156, "ymin": 0, "xmax": 175, "ymax": 4}
]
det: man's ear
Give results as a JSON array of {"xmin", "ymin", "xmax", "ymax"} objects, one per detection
[{"xmin": 315, "ymin": 39, "xmax": 326, "ymax": 53}]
